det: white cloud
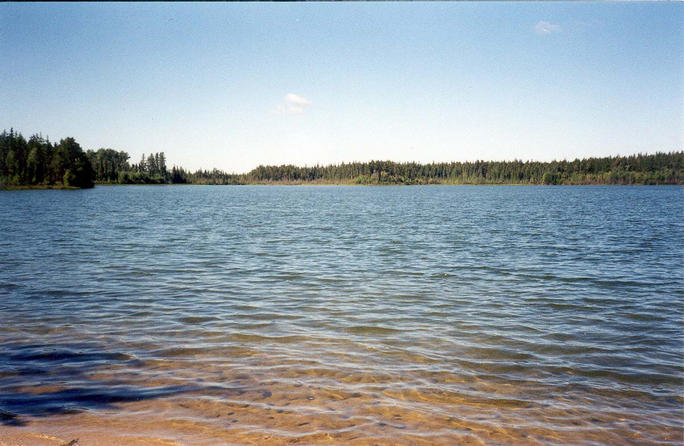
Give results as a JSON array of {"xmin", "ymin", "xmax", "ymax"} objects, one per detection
[
  {"xmin": 535, "ymin": 21, "xmax": 561, "ymax": 35},
  {"xmin": 272, "ymin": 93, "xmax": 312, "ymax": 115},
  {"xmin": 285, "ymin": 93, "xmax": 311, "ymax": 106}
]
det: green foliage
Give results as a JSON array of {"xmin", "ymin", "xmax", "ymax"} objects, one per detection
[
  {"xmin": 189, "ymin": 168, "xmax": 242, "ymax": 185},
  {"xmin": 63, "ymin": 169, "xmax": 76, "ymax": 186},
  {"xmin": 542, "ymin": 172, "xmax": 558, "ymax": 185},
  {"xmin": 87, "ymin": 148, "xmax": 130, "ymax": 183},
  {"xmin": 170, "ymin": 166, "xmax": 189, "ymax": 184},
  {"xmin": 243, "ymin": 155, "xmax": 684, "ymax": 185},
  {"xmin": 0, "ymin": 130, "xmax": 94, "ymax": 188},
  {"xmin": 2, "ymin": 128, "xmax": 682, "ymax": 188}
]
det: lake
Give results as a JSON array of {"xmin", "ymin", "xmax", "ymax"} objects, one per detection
[{"xmin": 0, "ymin": 185, "xmax": 682, "ymax": 445}]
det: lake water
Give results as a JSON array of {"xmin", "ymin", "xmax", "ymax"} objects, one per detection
[{"xmin": 0, "ymin": 185, "xmax": 682, "ymax": 445}]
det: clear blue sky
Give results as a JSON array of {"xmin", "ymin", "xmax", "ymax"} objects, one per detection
[{"xmin": 1, "ymin": 2, "xmax": 682, "ymax": 173}]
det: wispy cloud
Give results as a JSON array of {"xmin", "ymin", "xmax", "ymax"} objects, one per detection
[
  {"xmin": 535, "ymin": 21, "xmax": 561, "ymax": 35},
  {"xmin": 273, "ymin": 93, "xmax": 312, "ymax": 115}
]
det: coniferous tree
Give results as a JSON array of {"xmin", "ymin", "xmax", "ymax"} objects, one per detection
[{"xmin": 1, "ymin": 128, "xmax": 683, "ymax": 187}]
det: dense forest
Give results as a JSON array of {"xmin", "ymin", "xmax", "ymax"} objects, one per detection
[
  {"xmin": 1, "ymin": 129, "xmax": 682, "ymax": 189},
  {"xmin": 0, "ymin": 129, "xmax": 95, "ymax": 188},
  {"xmin": 244, "ymin": 154, "xmax": 684, "ymax": 185}
]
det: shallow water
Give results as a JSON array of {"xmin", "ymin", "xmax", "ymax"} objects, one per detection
[{"xmin": 0, "ymin": 185, "xmax": 682, "ymax": 445}]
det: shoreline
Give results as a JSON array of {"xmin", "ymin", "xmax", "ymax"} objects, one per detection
[
  {"xmin": 2, "ymin": 182, "xmax": 682, "ymax": 190},
  {"xmin": 0, "ymin": 185, "xmax": 81, "ymax": 191}
]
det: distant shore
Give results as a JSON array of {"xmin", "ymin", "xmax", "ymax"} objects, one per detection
[
  {"xmin": 0, "ymin": 184, "xmax": 80, "ymax": 191},
  {"xmin": 3, "ymin": 128, "xmax": 683, "ymax": 189},
  {"xmin": 95, "ymin": 181, "xmax": 684, "ymax": 187},
  {"xmin": 3, "ymin": 181, "xmax": 683, "ymax": 191}
]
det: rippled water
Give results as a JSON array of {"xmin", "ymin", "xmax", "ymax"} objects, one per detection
[{"xmin": 0, "ymin": 185, "xmax": 682, "ymax": 445}]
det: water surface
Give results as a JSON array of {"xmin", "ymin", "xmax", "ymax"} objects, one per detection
[{"xmin": 0, "ymin": 185, "xmax": 682, "ymax": 445}]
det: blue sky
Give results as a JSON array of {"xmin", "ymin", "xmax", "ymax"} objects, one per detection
[{"xmin": 1, "ymin": 2, "xmax": 682, "ymax": 173}]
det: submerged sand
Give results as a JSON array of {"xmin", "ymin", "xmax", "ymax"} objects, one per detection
[{"xmin": 1, "ymin": 378, "xmax": 679, "ymax": 446}]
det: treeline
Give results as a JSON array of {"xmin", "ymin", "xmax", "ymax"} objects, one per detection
[
  {"xmin": 0, "ymin": 129, "xmax": 95, "ymax": 188},
  {"xmin": 82, "ymin": 150, "xmax": 684, "ymax": 185},
  {"xmin": 0, "ymin": 129, "xmax": 190, "ymax": 188},
  {"xmin": 246, "ymin": 154, "xmax": 684, "ymax": 185},
  {"xmin": 1, "ymin": 129, "xmax": 682, "ymax": 188},
  {"xmin": 85, "ymin": 149, "xmax": 243, "ymax": 185},
  {"xmin": 91, "ymin": 149, "xmax": 173, "ymax": 184}
]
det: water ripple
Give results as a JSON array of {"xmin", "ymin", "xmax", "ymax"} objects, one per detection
[{"xmin": 0, "ymin": 185, "xmax": 682, "ymax": 444}]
